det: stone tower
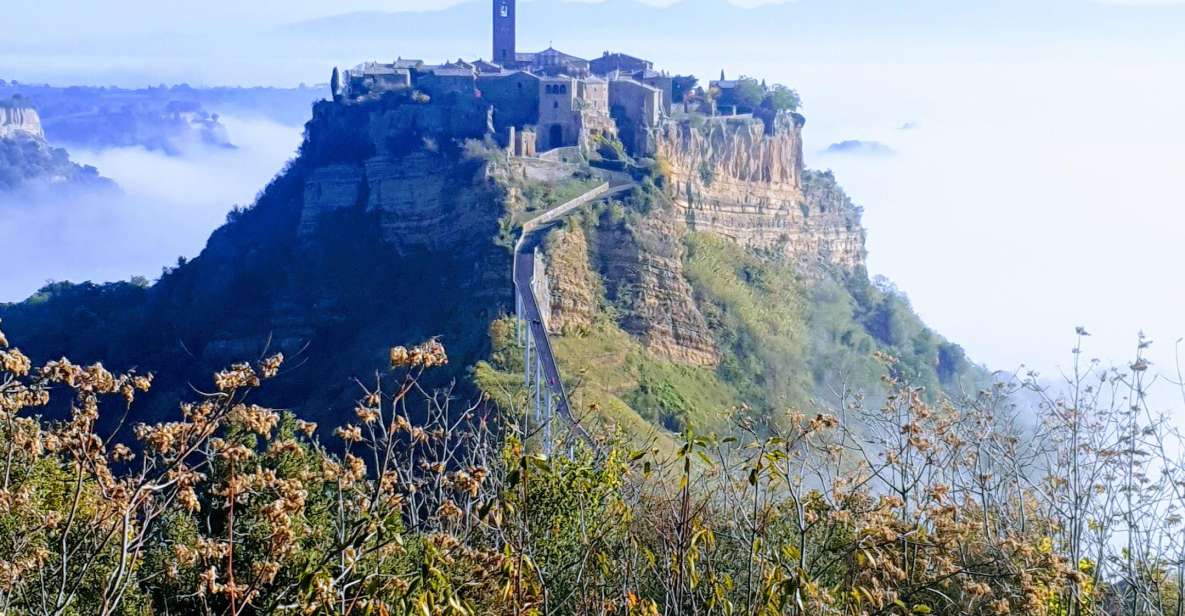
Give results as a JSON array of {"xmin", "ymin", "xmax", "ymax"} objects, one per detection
[{"xmin": 493, "ymin": 0, "xmax": 516, "ymax": 67}]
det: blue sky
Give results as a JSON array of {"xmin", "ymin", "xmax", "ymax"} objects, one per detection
[{"xmin": 2, "ymin": 0, "xmax": 1184, "ymax": 390}]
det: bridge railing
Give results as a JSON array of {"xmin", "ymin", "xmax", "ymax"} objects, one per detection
[{"xmin": 511, "ymin": 182, "xmax": 612, "ymax": 457}]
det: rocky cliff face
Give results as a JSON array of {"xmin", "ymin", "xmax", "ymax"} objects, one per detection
[
  {"xmin": 298, "ymin": 98, "xmax": 497, "ymax": 252},
  {"xmin": 539, "ymin": 207, "xmax": 718, "ymax": 367},
  {"xmin": 658, "ymin": 112, "xmax": 866, "ymax": 270},
  {"xmin": 0, "ymin": 93, "xmax": 511, "ymax": 426},
  {"xmin": 0, "ymin": 99, "xmax": 111, "ymax": 191},
  {"xmin": 533, "ymin": 112, "xmax": 868, "ymax": 369},
  {"xmin": 594, "ymin": 214, "xmax": 719, "ymax": 366},
  {"xmin": 0, "ymin": 104, "xmax": 45, "ymax": 140},
  {"xmin": 541, "ymin": 225, "xmax": 599, "ymax": 335}
]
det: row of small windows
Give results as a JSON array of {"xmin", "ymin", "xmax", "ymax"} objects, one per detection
[{"xmin": 544, "ymin": 84, "xmax": 569, "ymax": 95}]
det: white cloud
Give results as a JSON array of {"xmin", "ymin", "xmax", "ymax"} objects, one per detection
[{"xmin": 0, "ymin": 117, "xmax": 302, "ymax": 302}]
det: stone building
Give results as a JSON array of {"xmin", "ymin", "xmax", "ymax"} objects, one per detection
[
  {"xmin": 330, "ymin": 0, "xmax": 673, "ymax": 157},
  {"xmin": 417, "ymin": 68, "xmax": 477, "ymax": 101},
  {"xmin": 635, "ymin": 69, "xmax": 674, "ymax": 115},
  {"xmin": 478, "ymin": 70, "xmax": 541, "ymax": 131},
  {"xmin": 608, "ymin": 77, "xmax": 662, "ymax": 155},
  {"xmin": 517, "ymin": 47, "xmax": 591, "ymax": 77},
  {"xmin": 590, "ymin": 52, "xmax": 653, "ymax": 76},
  {"xmin": 335, "ymin": 62, "xmax": 412, "ymax": 101},
  {"xmin": 493, "ymin": 0, "xmax": 516, "ymax": 67}
]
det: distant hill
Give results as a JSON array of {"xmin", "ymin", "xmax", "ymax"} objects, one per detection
[
  {"xmin": 0, "ymin": 82, "xmax": 324, "ymax": 155},
  {"xmin": 0, "ymin": 96, "xmax": 113, "ymax": 191},
  {"xmin": 824, "ymin": 140, "xmax": 896, "ymax": 157}
]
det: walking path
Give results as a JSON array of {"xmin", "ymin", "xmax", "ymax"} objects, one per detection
[{"xmin": 512, "ymin": 176, "xmax": 637, "ymax": 453}]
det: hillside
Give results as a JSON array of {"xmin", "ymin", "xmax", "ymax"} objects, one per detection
[
  {"xmin": 0, "ymin": 82, "xmax": 324, "ymax": 154},
  {"xmin": 0, "ymin": 86, "xmax": 983, "ymax": 439},
  {"xmin": 0, "ymin": 96, "xmax": 112, "ymax": 191},
  {"xmin": 478, "ymin": 116, "xmax": 982, "ymax": 441}
]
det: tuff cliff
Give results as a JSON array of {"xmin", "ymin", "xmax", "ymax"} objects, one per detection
[
  {"xmin": 297, "ymin": 96, "xmax": 497, "ymax": 251},
  {"xmin": 0, "ymin": 96, "xmax": 110, "ymax": 191},
  {"xmin": 540, "ymin": 209, "xmax": 719, "ymax": 366},
  {"xmin": 533, "ymin": 111, "xmax": 867, "ymax": 369},
  {"xmin": 500, "ymin": 108, "xmax": 984, "ymax": 434},
  {"xmin": 0, "ymin": 92, "xmax": 513, "ymax": 426},
  {"xmin": 658, "ymin": 112, "xmax": 866, "ymax": 270},
  {"xmin": 2, "ymin": 91, "xmax": 980, "ymax": 437},
  {"xmin": 0, "ymin": 101, "xmax": 45, "ymax": 140}
]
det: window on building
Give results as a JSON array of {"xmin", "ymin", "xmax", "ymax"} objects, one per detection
[{"xmin": 500, "ymin": 3, "xmax": 508, "ymax": 17}]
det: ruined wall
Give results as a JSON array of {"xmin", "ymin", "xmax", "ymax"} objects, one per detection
[
  {"xmin": 639, "ymin": 74, "xmax": 673, "ymax": 115},
  {"xmin": 417, "ymin": 73, "xmax": 478, "ymax": 101},
  {"xmin": 658, "ymin": 112, "xmax": 866, "ymax": 270},
  {"xmin": 609, "ymin": 79, "xmax": 661, "ymax": 156}
]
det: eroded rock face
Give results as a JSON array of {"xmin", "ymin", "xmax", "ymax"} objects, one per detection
[
  {"xmin": 660, "ymin": 113, "xmax": 803, "ymax": 187},
  {"xmin": 0, "ymin": 105, "xmax": 45, "ymax": 140},
  {"xmin": 300, "ymin": 165, "xmax": 365, "ymax": 236},
  {"xmin": 297, "ymin": 98, "xmax": 502, "ymax": 253},
  {"xmin": 594, "ymin": 216, "xmax": 719, "ymax": 366},
  {"xmin": 659, "ymin": 112, "xmax": 866, "ymax": 271},
  {"xmin": 541, "ymin": 225, "xmax": 598, "ymax": 335}
]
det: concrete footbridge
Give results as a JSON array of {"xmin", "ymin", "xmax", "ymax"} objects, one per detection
[{"xmin": 512, "ymin": 176, "xmax": 636, "ymax": 456}]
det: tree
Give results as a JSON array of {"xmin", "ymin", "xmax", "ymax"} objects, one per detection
[
  {"xmin": 764, "ymin": 84, "xmax": 801, "ymax": 112},
  {"xmin": 731, "ymin": 77, "xmax": 765, "ymax": 111}
]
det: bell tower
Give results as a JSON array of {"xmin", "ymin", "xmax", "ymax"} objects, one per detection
[{"xmin": 493, "ymin": 0, "xmax": 516, "ymax": 67}]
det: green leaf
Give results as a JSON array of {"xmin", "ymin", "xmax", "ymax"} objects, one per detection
[{"xmin": 912, "ymin": 605, "xmax": 932, "ymax": 614}]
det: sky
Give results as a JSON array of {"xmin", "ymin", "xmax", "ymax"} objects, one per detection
[{"xmin": 1, "ymin": 0, "xmax": 1183, "ymax": 399}]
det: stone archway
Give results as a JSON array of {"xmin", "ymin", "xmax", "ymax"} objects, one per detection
[{"xmin": 549, "ymin": 124, "xmax": 564, "ymax": 148}]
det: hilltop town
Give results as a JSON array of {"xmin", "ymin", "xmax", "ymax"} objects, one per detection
[{"xmin": 330, "ymin": 0, "xmax": 801, "ymax": 159}]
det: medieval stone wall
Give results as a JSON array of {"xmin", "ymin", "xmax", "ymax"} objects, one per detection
[{"xmin": 608, "ymin": 79, "xmax": 661, "ymax": 156}]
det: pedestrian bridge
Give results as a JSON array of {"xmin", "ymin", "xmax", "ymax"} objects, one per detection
[{"xmin": 511, "ymin": 179, "xmax": 635, "ymax": 456}]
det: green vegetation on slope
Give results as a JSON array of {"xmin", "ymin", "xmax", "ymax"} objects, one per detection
[
  {"xmin": 0, "ymin": 134, "xmax": 109, "ymax": 191},
  {"xmin": 478, "ymin": 213, "xmax": 986, "ymax": 443},
  {"xmin": 683, "ymin": 232, "xmax": 812, "ymax": 421},
  {"xmin": 475, "ymin": 315, "xmax": 725, "ymax": 454},
  {"xmin": 692, "ymin": 234, "xmax": 986, "ymax": 414}
]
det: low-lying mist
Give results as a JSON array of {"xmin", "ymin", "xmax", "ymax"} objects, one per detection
[{"xmin": 0, "ymin": 116, "xmax": 303, "ymax": 303}]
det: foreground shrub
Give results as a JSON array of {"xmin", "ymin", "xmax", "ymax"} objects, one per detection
[{"xmin": 0, "ymin": 321, "xmax": 1178, "ymax": 615}]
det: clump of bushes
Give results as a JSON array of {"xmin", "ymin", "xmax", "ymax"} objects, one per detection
[{"xmin": 0, "ymin": 319, "xmax": 1178, "ymax": 615}]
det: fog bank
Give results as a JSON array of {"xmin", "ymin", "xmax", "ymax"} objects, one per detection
[{"xmin": 0, "ymin": 116, "xmax": 302, "ymax": 302}]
